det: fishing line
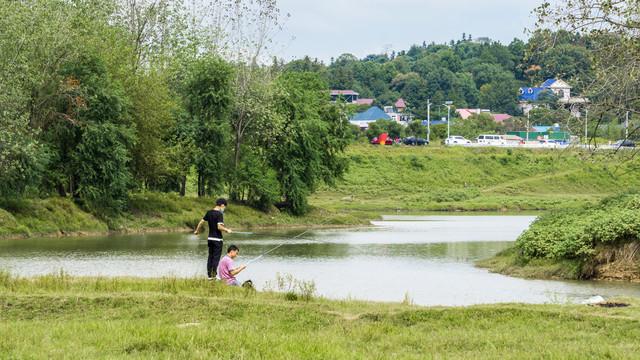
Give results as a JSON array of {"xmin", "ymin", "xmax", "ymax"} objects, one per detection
[
  {"xmin": 244, "ymin": 215, "xmax": 343, "ymax": 266},
  {"xmin": 233, "ymin": 231, "xmax": 334, "ymax": 244}
]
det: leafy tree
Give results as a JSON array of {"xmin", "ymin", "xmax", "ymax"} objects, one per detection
[
  {"xmin": 181, "ymin": 56, "xmax": 235, "ymax": 196},
  {"xmin": 477, "ymin": 72, "xmax": 521, "ymax": 114},
  {"xmin": 74, "ymin": 122, "xmax": 136, "ymax": 215},
  {"xmin": 0, "ymin": 0, "xmax": 105, "ymax": 197},
  {"xmin": 438, "ymin": 50, "xmax": 463, "ymax": 73},
  {"xmin": 270, "ymin": 72, "xmax": 350, "ymax": 215},
  {"xmin": 365, "ymin": 118, "xmax": 404, "ymax": 140},
  {"xmin": 450, "ymin": 113, "xmax": 503, "ymax": 139},
  {"xmin": 407, "ymin": 121, "xmax": 427, "ymax": 138},
  {"xmin": 532, "ymin": 0, "xmax": 640, "ymax": 149},
  {"xmin": 40, "ymin": 54, "xmax": 132, "ymax": 202},
  {"xmin": 528, "ymin": 107, "xmax": 572, "ymax": 127},
  {"xmin": 285, "ymin": 56, "xmax": 324, "ymax": 73}
]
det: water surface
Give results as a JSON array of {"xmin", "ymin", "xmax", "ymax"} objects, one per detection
[{"xmin": 2, "ymin": 214, "xmax": 639, "ymax": 306}]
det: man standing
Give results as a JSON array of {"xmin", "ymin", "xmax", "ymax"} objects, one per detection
[
  {"xmin": 194, "ymin": 198, "xmax": 232, "ymax": 280},
  {"xmin": 219, "ymin": 245, "xmax": 246, "ymax": 286}
]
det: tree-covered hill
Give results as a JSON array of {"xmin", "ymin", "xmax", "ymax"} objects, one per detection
[{"xmin": 284, "ymin": 31, "xmax": 593, "ymax": 119}]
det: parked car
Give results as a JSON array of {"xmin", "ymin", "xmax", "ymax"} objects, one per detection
[
  {"xmin": 476, "ymin": 134, "xmax": 506, "ymax": 145},
  {"xmin": 403, "ymin": 136, "xmax": 428, "ymax": 146},
  {"xmin": 445, "ymin": 136, "xmax": 472, "ymax": 146},
  {"xmin": 539, "ymin": 139, "xmax": 558, "ymax": 148},
  {"xmin": 612, "ymin": 139, "xmax": 635, "ymax": 148},
  {"xmin": 370, "ymin": 137, "xmax": 393, "ymax": 145}
]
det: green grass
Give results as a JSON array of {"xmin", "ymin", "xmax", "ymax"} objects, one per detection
[
  {"xmin": 0, "ymin": 197, "xmax": 107, "ymax": 237},
  {"xmin": 2, "ymin": 271, "xmax": 640, "ymax": 359},
  {"xmin": 476, "ymin": 246, "xmax": 585, "ymax": 280},
  {"xmin": 0, "ymin": 193, "xmax": 367, "ymax": 238},
  {"xmin": 312, "ymin": 144, "xmax": 640, "ymax": 211},
  {"xmin": 3, "ymin": 144, "xmax": 638, "ymax": 238}
]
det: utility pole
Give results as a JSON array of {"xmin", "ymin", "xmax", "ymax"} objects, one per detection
[
  {"xmin": 526, "ymin": 111, "xmax": 530, "ymax": 142},
  {"xmin": 626, "ymin": 111, "xmax": 629, "ymax": 138},
  {"xmin": 427, "ymin": 99, "xmax": 431, "ymax": 143},
  {"xmin": 445, "ymin": 101, "xmax": 453, "ymax": 139}
]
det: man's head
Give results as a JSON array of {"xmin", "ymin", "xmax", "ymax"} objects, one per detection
[
  {"xmin": 227, "ymin": 245, "xmax": 239, "ymax": 258},
  {"xmin": 216, "ymin": 198, "xmax": 227, "ymax": 211}
]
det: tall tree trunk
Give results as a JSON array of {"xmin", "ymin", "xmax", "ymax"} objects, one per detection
[
  {"xmin": 57, "ymin": 182, "xmax": 67, "ymax": 197},
  {"xmin": 180, "ymin": 175, "xmax": 186, "ymax": 196}
]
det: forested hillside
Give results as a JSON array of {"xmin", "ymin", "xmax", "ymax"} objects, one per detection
[{"xmin": 284, "ymin": 31, "xmax": 592, "ymax": 119}]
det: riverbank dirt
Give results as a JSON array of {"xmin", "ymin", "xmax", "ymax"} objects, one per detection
[{"xmin": 585, "ymin": 242, "xmax": 640, "ymax": 282}]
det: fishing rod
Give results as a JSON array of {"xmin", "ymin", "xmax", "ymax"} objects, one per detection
[
  {"xmin": 244, "ymin": 215, "xmax": 343, "ymax": 266},
  {"xmin": 232, "ymin": 231, "xmax": 334, "ymax": 244}
]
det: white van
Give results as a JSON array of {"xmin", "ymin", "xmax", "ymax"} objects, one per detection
[{"xmin": 477, "ymin": 134, "xmax": 506, "ymax": 145}]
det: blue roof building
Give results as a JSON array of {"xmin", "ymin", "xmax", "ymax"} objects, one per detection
[
  {"xmin": 519, "ymin": 79, "xmax": 571, "ymax": 102},
  {"xmin": 519, "ymin": 79, "xmax": 588, "ymax": 116},
  {"xmin": 349, "ymin": 106, "xmax": 392, "ymax": 129}
]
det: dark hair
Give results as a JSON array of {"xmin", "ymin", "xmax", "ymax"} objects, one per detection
[
  {"xmin": 216, "ymin": 198, "xmax": 228, "ymax": 206},
  {"xmin": 227, "ymin": 245, "xmax": 239, "ymax": 253}
]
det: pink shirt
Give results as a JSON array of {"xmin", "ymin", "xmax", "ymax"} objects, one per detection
[{"xmin": 218, "ymin": 255, "xmax": 236, "ymax": 284}]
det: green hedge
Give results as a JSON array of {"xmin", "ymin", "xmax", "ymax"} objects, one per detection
[{"xmin": 516, "ymin": 191, "xmax": 640, "ymax": 261}]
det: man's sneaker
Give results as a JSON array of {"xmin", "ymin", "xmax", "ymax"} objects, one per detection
[{"xmin": 207, "ymin": 277, "xmax": 213, "ymax": 281}]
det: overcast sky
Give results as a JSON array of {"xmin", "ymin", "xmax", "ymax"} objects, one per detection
[{"xmin": 272, "ymin": 0, "xmax": 546, "ymax": 63}]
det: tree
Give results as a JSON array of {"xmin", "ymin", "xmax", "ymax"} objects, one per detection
[
  {"xmin": 74, "ymin": 122, "xmax": 136, "ymax": 215},
  {"xmin": 0, "ymin": 0, "xmax": 101, "ymax": 198},
  {"xmin": 533, "ymin": 1, "xmax": 640, "ymax": 148},
  {"xmin": 269, "ymin": 72, "xmax": 350, "ymax": 215},
  {"xmin": 449, "ymin": 113, "xmax": 503, "ymax": 140},
  {"xmin": 181, "ymin": 56, "xmax": 235, "ymax": 197},
  {"xmin": 438, "ymin": 50, "xmax": 463, "ymax": 73},
  {"xmin": 477, "ymin": 72, "xmax": 521, "ymax": 115},
  {"xmin": 365, "ymin": 118, "xmax": 404, "ymax": 140}
]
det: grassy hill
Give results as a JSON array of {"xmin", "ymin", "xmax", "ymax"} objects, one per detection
[
  {"xmin": 312, "ymin": 144, "xmax": 640, "ymax": 211},
  {"xmin": 3, "ymin": 144, "xmax": 639, "ymax": 238}
]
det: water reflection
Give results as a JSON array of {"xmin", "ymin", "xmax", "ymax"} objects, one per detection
[{"xmin": 2, "ymin": 215, "xmax": 640, "ymax": 306}]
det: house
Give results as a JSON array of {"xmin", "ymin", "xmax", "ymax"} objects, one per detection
[
  {"xmin": 519, "ymin": 79, "xmax": 589, "ymax": 116},
  {"xmin": 384, "ymin": 98, "xmax": 413, "ymax": 123},
  {"xmin": 349, "ymin": 106, "xmax": 392, "ymax": 130},
  {"xmin": 329, "ymin": 90, "xmax": 359, "ymax": 103},
  {"xmin": 456, "ymin": 109, "xmax": 512, "ymax": 124},
  {"xmin": 395, "ymin": 98, "xmax": 406, "ymax": 112}
]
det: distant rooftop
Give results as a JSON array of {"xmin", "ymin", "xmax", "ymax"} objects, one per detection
[
  {"xmin": 349, "ymin": 106, "xmax": 391, "ymax": 122},
  {"xmin": 329, "ymin": 90, "xmax": 358, "ymax": 96}
]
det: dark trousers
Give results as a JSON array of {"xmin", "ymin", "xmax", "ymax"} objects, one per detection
[{"xmin": 207, "ymin": 240, "xmax": 223, "ymax": 278}]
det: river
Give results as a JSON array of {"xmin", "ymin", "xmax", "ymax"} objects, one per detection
[{"xmin": 2, "ymin": 214, "xmax": 640, "ymax": 306}]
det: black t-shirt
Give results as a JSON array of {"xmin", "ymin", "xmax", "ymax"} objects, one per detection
[{"xmin": 203, "ymin": 209, "xmax": 224, "ymax": 240}]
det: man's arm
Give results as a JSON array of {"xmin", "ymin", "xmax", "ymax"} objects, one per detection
[
  {"xmin": 217, "ymin": 223, "xmax": 232, "ymax": 234},
  {"xmin": 230, "ymin": 265, "xmax": 246, "ymax": 276},
  {"xmin": 194, "ymin": 219, "xmax": 205, "ymax": 235}
]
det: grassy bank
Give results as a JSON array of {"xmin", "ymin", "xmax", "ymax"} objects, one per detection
[
  {"xmin": 1, "ymin": 272, "xmax": 640, "ymax": 359},
  {"xmin": 3, "ymin": 144, "xmax": 638, "ymax": 238},
  {"xmin": 312, "ymin": 144, "xmax": 640, "ymax": 211},
  {"xmin": 476, "ymin": 246, "xmax": 585, "ymax": 280},
  {"xmin": 478, "ymin": 191, "xmax": 640, "ymax": 281},
  {"xmin": 0, "ymin": 193, "xmax": 368, "ymax": 239}
]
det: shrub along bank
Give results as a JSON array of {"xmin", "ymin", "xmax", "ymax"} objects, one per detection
[{"xmin": 478, "ymin": 191, "xmax": 640, "ymax": 281}]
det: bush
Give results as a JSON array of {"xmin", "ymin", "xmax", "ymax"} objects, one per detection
[{"xmin": 516, "ymin": 190, "xmax": 640, "ymax": 262}]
